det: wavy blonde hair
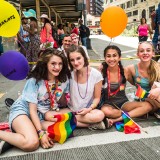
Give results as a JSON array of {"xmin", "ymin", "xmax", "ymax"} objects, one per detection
[{"xmin": 138, "ymin": 42, "xmax": 160, "ymax": 86}]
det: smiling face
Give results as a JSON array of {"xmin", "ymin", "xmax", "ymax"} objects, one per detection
[
  {"xmin": 105, "ymin": 49, "xmax": 121, "ymax": 68},
  {"xmin": 47, "ymin": 55, "xmax": 63, "ymax": 79},
  {"xmin": 137, "ymin": 42, "xmax": 154, "ymax": 62},
  {"xmin": 62, "ymin": 36, "xmax": 72, "ymax": 50},
  {"xmin": 71, "ymin": 36, "xmax": 78, "ymax": 45},
  {"xmin": 69, "ymin": 51, "xmax": 85, "ymax": 70}
]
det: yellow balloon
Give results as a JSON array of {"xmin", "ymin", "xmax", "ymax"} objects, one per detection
[
  {"xmin": 100, "ymin": 6, "xmax": 128, "ymax": 38},
  {"xmin": 0, "ymin": 0, "xmax": 20, "ymax": 37}
]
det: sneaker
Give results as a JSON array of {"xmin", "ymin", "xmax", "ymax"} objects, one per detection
[
  {"xmin": 88, "ymin": 121, "xmax": 106, "ymax": 130},
  {"xmin": 5, "ymin": 98, "xmax": 14, "ymax": 108},
  {"xmin": 0, "ymin": 141, "xmax": 13, "ymax": 154}
]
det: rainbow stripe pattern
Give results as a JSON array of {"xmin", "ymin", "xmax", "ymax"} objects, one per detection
[
  {"xmin": 115, "ymin": 112, "xmax": 141, "ymax": 134},
  {"xmin": 47, "ymin": 112, "xmax": 77, "ymax": 144},
  {"xmin": 135, "ymin": 84, "xmax": 149, "ymax": 99}
]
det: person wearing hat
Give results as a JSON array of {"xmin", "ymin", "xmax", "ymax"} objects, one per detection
[
  {"xmin": 70, "ymin": 33, "xmax": 89, "ymax": 59},
  {"xmin": 22, "ymin": 9, "xmax": 41, "ymax": 68},
  {"xmin": 40, "ymin": 14, "xmax": 56, "ymax": 49},
  {"xmin": 17, "ymin": 16, "xmax": 30, "ymax": 57}
]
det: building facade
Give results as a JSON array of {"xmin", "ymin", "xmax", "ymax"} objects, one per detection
[
  {"xmin": 104, "ymin": 0, "xmax": 159, "ymax": 27},
  {"xmin": 86, "ymin": 0, "xmax": 104, "ymax": 16}
]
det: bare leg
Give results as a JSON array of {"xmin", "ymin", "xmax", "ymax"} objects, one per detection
[
  {"xmin": 0, "ymin": 115, "xmax": 39, "ymax": 151},
  {"xmin": 111, "ymin": 101, "xmax": 153, "ymax": 124},
  {"xmin": 101, "ymin": 105, "xmax": 122, "ymax": 118},
  {"xmin": 43, "ymin": 108, "xmax": 105, "ymax": 129}
]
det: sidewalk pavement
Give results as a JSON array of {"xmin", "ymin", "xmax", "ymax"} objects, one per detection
[{"xmin": 90, "ymin": 35, "xmax": 140, "ymax": 49}]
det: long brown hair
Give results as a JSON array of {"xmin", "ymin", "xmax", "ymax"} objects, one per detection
[{"xmin": 27, "ymin": 48, "xmax": 71, "ymax": 83}]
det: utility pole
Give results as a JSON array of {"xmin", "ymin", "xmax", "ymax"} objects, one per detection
[{"xmin": 83, "ymin": 0, "xmax": 87, "ymax": 26}]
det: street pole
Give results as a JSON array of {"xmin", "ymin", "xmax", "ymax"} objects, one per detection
[{"xmin": 83, "ymin": 0, "xmax": 87, "ymax": 26}]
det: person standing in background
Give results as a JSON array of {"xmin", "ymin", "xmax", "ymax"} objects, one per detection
[
  {"xmin": 71, "ymin": 23, "xmax": 79, "ymax": 35},
  {"xmin": 57, "ymin": 24, "xmax": 65, "ymax": 47},
  {"xmin": 40, "ymin": 14, "xmax": 55, "ymax": 49},
  {"xmin": 17, "ymin": 17, "xmax": 30, "ymax": 57},
  {"xmin": 79, "ymin": 19, "xmax": 87, "ymax": 47},
  {"xmin": 23, "ymin": 9, "xmax": 41, "ymax": 68},
  {"xmin": 151, "ymin": 3, "xmax": 160, "ymax": 61},
  {"xmin": 137, "ymin": 17, "xmax": 153, "ymax": 42}
]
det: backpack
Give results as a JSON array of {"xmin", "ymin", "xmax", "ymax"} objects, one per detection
[{"xmin": 86, "ymin": 27, "xmax": 90, "ymax": 37}]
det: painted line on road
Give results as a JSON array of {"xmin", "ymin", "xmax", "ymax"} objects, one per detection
[
  {"xmin": 0, "ymin": 93, "xmax": 5, "ymax": 99},
  {"xmin": 126, "ymin": 55, "xmax": 140, "ymax": 61},
  {"xmin": 122, "ymin": 49, "xmax": 137, "ymax": 54},
  {"xmin": 92, "ymin": 47, "xmax": 101, "ymax": 56},
  {"xmin": 6, "ymin": 125, "xmax": 160, "ymax": 157}
]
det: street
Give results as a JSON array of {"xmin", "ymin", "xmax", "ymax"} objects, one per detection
[{"xmin": 0, "ymin": 35, "xmax": 160, "ymax": 160}]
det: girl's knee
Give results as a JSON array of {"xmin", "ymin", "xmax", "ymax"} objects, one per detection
[
  {"xmin": 91, "ymin": 110, "xmax": 105, "ymax": 122},
  {"xmin": 101, "ymin": 108, "xmax": 113, "ymax": 117},
  {"xmin": 22, "ymin": 137, "xmax": 39, "ymax": 152}
]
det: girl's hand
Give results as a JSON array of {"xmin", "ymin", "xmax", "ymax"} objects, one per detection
[
  {"xmin": 76, "ymin": 108, "xmax": 91, "ymax": 115},
  {"xmin": 39, "ymin": 131, "xmax": 54, "ymax": 149},
  {"xmin": 148, "ymin": 88, "xmax": 160, "ymax": 100}
]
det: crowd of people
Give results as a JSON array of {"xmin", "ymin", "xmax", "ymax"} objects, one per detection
[
  {"xmin": 0, "ymin": 5, "xmax": 160, "ymax": 155},
  {"xmin": 16, "ymin": 9, "xmax": 90, "ymax": 70}
]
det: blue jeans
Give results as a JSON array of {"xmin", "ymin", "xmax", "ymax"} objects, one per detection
[{"xmin": 81, "ymin": 37, "xmax": 87, "ymax": 47}]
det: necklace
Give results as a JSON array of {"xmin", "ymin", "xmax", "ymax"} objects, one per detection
[
  {"xmin": 45, "ymin": 80, "xmax": 58, "ymax": 109},
  {"xmin": 107, "ymin": 67, "xmax": 121, "ymax": 98},
  {"xmin": 76, "ymin": 67, "xmax": 88, "ymax": 99}
]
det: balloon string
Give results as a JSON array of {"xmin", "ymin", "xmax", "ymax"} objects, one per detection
[{"xmin": 108, "ymin": 38, "xmax": 113, "ymax": 46}]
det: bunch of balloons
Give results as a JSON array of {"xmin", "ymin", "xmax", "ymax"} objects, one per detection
[{"xmin": 0, "ymin": 0, "xmax": 29, "ymax": 80}]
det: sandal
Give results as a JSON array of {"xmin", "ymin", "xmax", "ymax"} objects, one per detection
[{"xmin": 103, "ymin": 118, "xmax": 113, "ymax": 129}]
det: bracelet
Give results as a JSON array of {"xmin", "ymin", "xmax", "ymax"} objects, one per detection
[
  {"xmin": 39, "ymin": 131, "xmax": 46, "ymax": 140},
  {"xmin": 91, "ymin": 103, "xmax": 97, "ymax": 109},
  {"xmin": 37, "ymin": 130, "xmax": 43, "ymax": 134}
]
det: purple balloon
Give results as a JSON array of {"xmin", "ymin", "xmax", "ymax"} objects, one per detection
[{"xmin": 0, "ymin": 50, "xmax": 29, "ymax": 80}]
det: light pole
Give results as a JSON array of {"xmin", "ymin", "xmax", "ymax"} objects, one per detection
[{"xmin": 83, "ymin": 0, "xmax": 87, "ymax": 26}]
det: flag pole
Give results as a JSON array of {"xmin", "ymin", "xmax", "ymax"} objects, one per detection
[{"xmin": 112, "ymin": 103, "xmax": 148, "ymax": 134}]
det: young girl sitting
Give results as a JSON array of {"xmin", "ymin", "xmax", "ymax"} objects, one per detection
[{"xmin": 0, "ymin": 48, "xmax": 70, "ymax": 154}]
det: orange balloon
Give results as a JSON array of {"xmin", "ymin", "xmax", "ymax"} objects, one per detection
[{"xmin": 100, "ymin": 6, "xmax": 128, "ymax": 38}]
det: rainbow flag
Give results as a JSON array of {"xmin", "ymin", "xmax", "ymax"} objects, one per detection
[
  {"xmin": 135, "ymin": 84, "xmax": 149, "ymax": 99},
  {"xmin": 47, "ymin": 112, "xmax": 77, "ymax": 144},
  {"xmin": 115, "ymin": 112, "xmax": 141, "ymax": 134}
]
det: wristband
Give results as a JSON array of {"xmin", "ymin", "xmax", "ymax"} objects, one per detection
[
  {"xmin": 39, "ymin": 131, "xmax": 46, "ymax": 140},
  {"xmin": 91, "ymin": 103, "xmax": 97, "ymax": 109}
]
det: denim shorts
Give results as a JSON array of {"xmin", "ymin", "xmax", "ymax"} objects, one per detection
[{"xmin": 9, "ymin": 98, "xmax": 44, "ymax": 131}]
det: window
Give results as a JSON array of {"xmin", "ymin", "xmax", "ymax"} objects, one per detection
[
  {"xmin": 87, "ymin": 21, "xmax": 92, "ymax": 26},
  {"xmin": 95, "ymin": 21, "xmax": 100, "ymax": 26},
  {"xmin": 127, "ymin": 12, "xmax": 132, "ymax": 17},
  {"xmin": 142, "ymin": 9, "xmax": 146, "ymax": 18},
  {"xmin": 133, "ymin": 10, "xmax": 138, "ymax": 16},
  {"xmin": 121, "ymin": 3, "xmax": 125, "ymax": 9},
  {"xmin": 127, "ymin": 1, "xmax": 132, "ymax": 8},
  {"xmin": 133, "ymin": 0, "xmax": 138, "ymax": 6}
]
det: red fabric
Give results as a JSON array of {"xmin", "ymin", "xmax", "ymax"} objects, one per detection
[
  {"xmin": 71, "ymin": 27, "xmax": 79, "ymax": 35},
  {"xmin": 53, "ymin": 40, "xmax": 58, "ymax": 48},
  {"xmin": 40, "ymin": 24, "xmax": 54, "ymax": 43},
  {"xmin": 0, "ymin": 122, "xmax": 11, "ymax": 132},
  {"xmin": 124, "ymin": 124, "xmax": 141, "ymax": 134}
]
